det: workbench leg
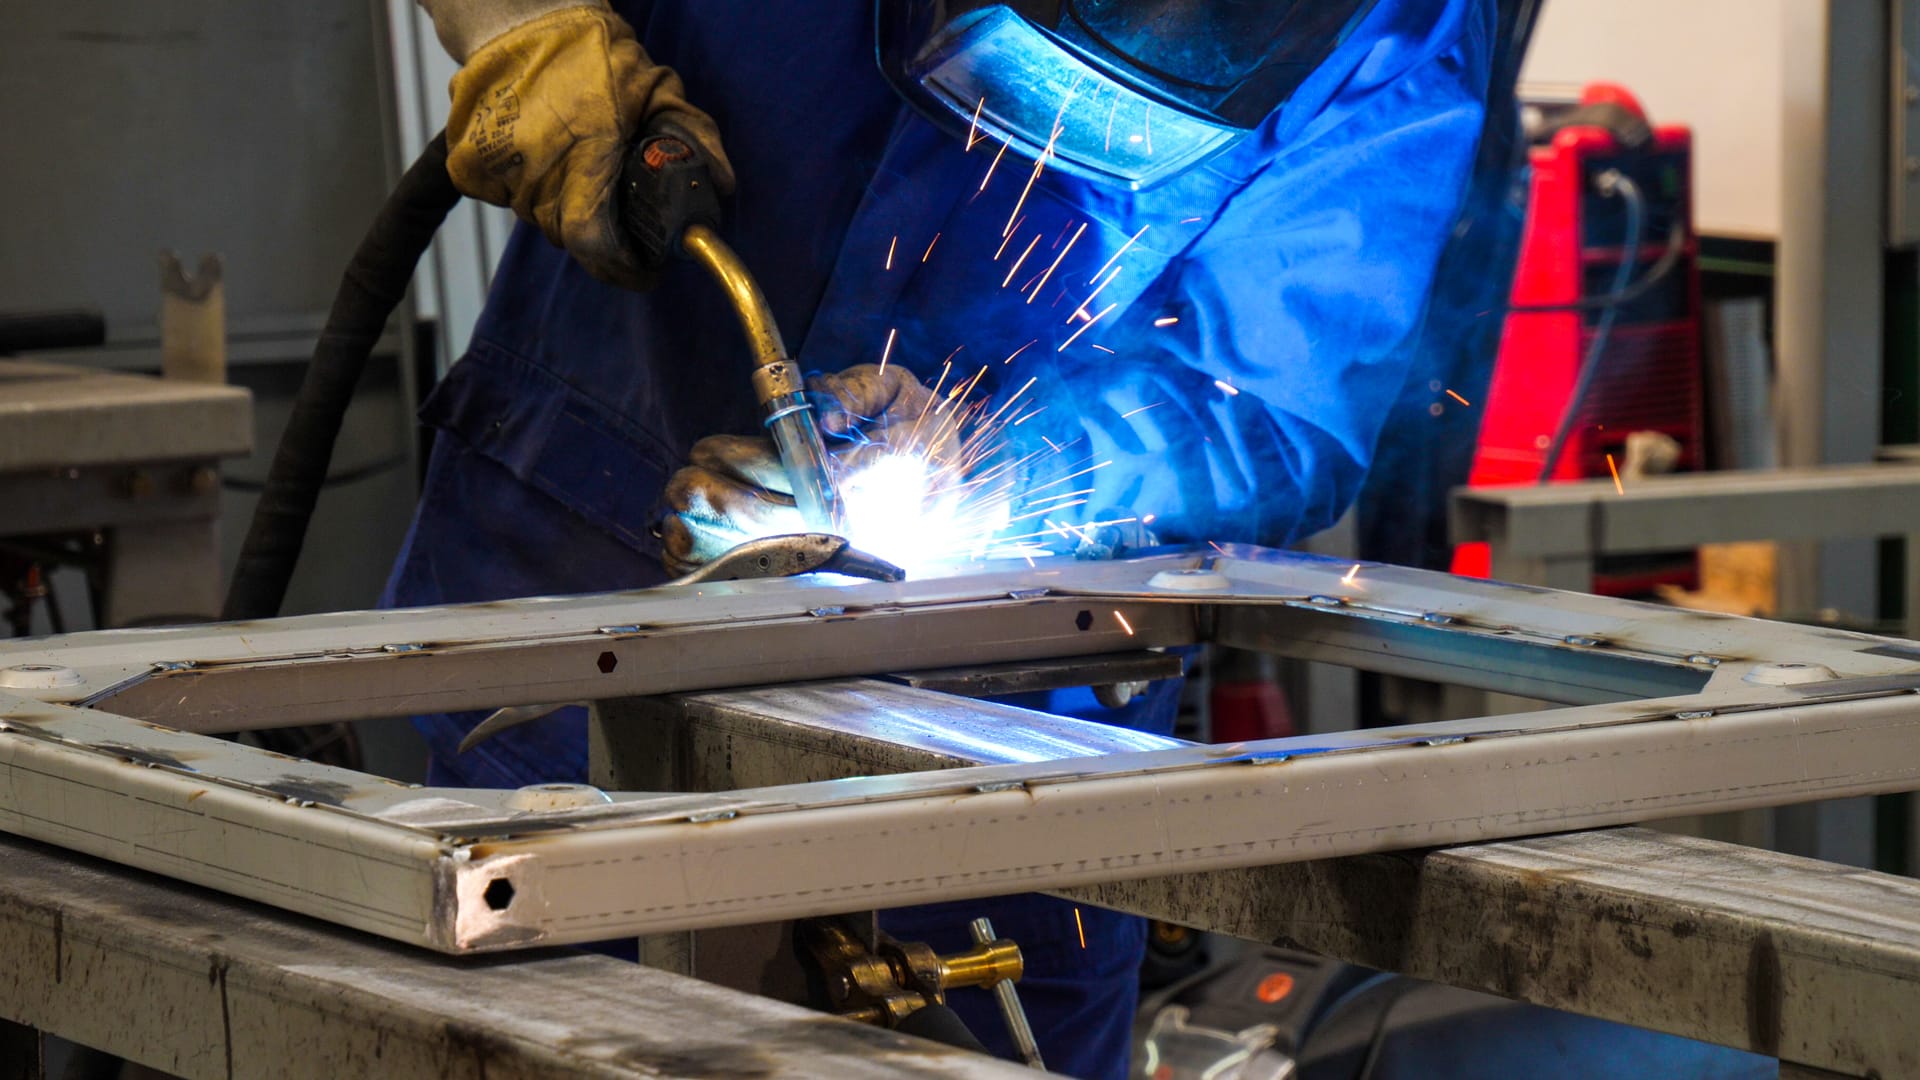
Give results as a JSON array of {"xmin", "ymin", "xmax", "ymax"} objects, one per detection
[
  {"xmin": 101, "ymin": 519, "xmax": 221, "ymax": 627},
  {"xmin": 0, "ymin": 1019, "xmax": 44, "ymax": 1080}
]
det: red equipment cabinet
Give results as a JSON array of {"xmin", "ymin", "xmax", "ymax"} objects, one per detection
[{"xmin": 1452, "ymin": 85, "xmax": 1705, "ymax": 595}]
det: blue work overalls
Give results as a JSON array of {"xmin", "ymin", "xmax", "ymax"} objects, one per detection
[{"xmin": 376, "ymin": 2, "xmax": 1769, "ymax": 1075}]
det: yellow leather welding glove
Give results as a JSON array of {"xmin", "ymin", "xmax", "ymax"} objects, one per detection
[
  {"xmin": 660, "ymin": 365, "xmax": 949, "ymax": 573},
  {"xmin": 430, "ymin": 0, "xmax": 735, "ymax": 289}
]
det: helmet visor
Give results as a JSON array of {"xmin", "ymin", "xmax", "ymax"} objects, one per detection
[{"xmin": 880, "ymin": 1, "xmax": 1376, "ymax": 188}]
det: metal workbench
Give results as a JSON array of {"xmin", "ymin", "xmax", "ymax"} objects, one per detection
[
  {"xmin": 0, "ymin": 358, "xmax": 250, "ymax": 627},
  {"xmin": 0, "ymin": 832, "xmax": 1025, "ymax": 1079}
]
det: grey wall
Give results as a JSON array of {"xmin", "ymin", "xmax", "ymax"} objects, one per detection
[{"xmin": 0, "ymin": 3, "xmax": 392, "ymax": 334}]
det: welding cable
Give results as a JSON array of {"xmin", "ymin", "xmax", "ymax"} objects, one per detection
[
  {"xmin": 1506, "ymin": 214, "xmax": 1682, "ymax": 315},
  {"xmin": 1534, "ymin": 168, "xmax": 1646, "ymax": 484},
  {"xmin": 1351, "ymin": 978, "xmax": 1417, "ymax": 1080},
  {"xmin": 222, "ymin": 133, "xmax": 461, "ymax": 620}
]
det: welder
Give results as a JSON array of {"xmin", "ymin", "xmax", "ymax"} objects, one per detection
[{"xmin": 383, "ymin": 2, "xmax": 1762, "ymax": 1077}]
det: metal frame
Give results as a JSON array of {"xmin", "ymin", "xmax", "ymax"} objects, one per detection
[
  {"xmin": 3, "ymin": 545, "xmax": 1920, "ymax": 958},
  {"xmin": 597, "ymin": 680, "xmax": 1920, "ymax": 1078}
]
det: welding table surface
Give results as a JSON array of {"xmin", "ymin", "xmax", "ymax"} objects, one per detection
[
  {"xmin": 0, "ymin": 832, "xmax": 1028, "ymax": 1080},
  {"xmin": 0, "ymin": 358, "xmax": 251, "ymax": 471}
]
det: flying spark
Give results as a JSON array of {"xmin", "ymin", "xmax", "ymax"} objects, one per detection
[
  {"xmin": 1070, "ymin": 265, "xmax": 1125, "ymax": 323},
  {"xmin": 1215, "ymin": 379, "xmax": 1239, "ymax": 396},
  {"xmin": 1607, "ymin": 453, "xmax": 1625, "ymax": 495},
  {"xmin": 1075, "ymin": 908, "xmax": 1087, "ymax": 948},
  {"xmin": 1091, "ymin": 344, "xmax": 1115, "ymax": 354},
  {"xmin": 979, "ymin": 138, "xmax": 1011, "ymax": 192},
  {"xmin": 922, "ymin": 233, "xmax": 942, "ymax": 262},
  {"xmin": 966, "ymin": 97, "xmax": 986, "ymax": 149},
  {"xmin": 1003, "ymin": 124, "xmax": 1060, "ymax": 237},
  {"xmin": 1089, "ymin": 225, "xmax": 1150, "ymax": 285},
  {"xmin": 1027, "ymin": 222, "xmax": 1087, "ymax": 304},
  {"xmin": 1180, "ymin": 216, "xmax": 1203, "ymax": 224},
  {"xmin": 878, "ymin": 327, "xmax": 897, "ymax": 373},
  {"xmin": 1114, "ymin": 611, "xmax": 1135, "ymax": 636},
  {"xmin": 1004, "ymin": 339, "xmax": 1038, "ymax": 365},
  {"xmin": 1059, "ymin": 303, "xmax": 1116, "ymax": 351},
  {"xmin": 1002, "ymin": 235, "xmax": 1041, "ymax": 287},
  {"xmin": 885, "ymin": 236, "xmax": 896, "ymax": 270},
  {"xmin": 994, "ymin": 217, "xmax": 1027, "ymax": 259},
  {"xmin": 1342, "ymin": 563, "xmax": 1360, "ymax": 586},
  {"xmin": 1445, "ymin": 389, "xmax": 1471, "ymax": 407},
  {"xmin": 1154, "ymin": 316, "xmax": 1180, "ymax": 327}
]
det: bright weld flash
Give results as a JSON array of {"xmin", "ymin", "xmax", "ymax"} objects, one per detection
[{"xmin": 837, "ymin": 451, "xmax": 1017, "ymax": 575}]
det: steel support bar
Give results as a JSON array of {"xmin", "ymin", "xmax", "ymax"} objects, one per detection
[
  {"xmin": 1067, "ymin": 832, "xmax": 1920, "ymax": 1079},
  {"xmin": 600, "ymin": 680, "xmax": 1920, "ymax": 1078},
  {"xmin": 0, "ymin": 834, "xmax": 1022, "ymax": 1080},
  {"xmin": 1450, "ymin": 462, "xmax": 1920, "ymax": 560}
]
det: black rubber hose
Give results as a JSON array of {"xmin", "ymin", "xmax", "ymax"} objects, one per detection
[{"xmin": 222, "ymin": 132, "xmax": 461, "ymax": 620}]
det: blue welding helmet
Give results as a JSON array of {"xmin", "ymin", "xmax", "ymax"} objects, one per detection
[{"xmin": 879, "ymin": 0, "xmax": 1379, "ymax": 188}]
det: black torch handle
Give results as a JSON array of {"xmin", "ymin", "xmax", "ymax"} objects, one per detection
[{"xmin": 616, "ymin": 118, "xmax": 725, "ymax": 272}]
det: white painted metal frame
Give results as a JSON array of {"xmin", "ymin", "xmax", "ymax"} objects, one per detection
[{"xmin": 1, "ymin": 546, "xmax": 1918, "ymax": 953}]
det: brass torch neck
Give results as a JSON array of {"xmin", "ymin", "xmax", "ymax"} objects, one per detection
[{"xmin": 681, "ymin": 223, "xmax": 788, "ymax": 379}]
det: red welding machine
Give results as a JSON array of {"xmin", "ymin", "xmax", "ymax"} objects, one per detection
[{"xmin": 1452, "ymin": 84, "xmax": 1704, "ymax": 595}]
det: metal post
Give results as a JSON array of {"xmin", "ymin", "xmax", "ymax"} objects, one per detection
[{"xmin": 1776, "ymin": 1, "xmax": 1888, "ymax": 621}]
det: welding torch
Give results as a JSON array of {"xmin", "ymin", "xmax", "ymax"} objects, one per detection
[{"xmin": 616, "ymin": 126, "xmax": 845, "ymax": 532}]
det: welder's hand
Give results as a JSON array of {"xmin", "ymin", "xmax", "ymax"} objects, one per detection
[
  {"xmin": 660, "ymin": 435, "xmax": 807, "ymax": 576},
  {"xmin": 659, "ymin": 366, "xmax": 955, "ymax": 572},
  {"xmin": 808, "ymin": 364, "xmax": 959, "ymax": 463},
  {"xmin": 429, "ymin": 0, "xmax": 735, "ymax": 289},
  {"xmin": 1072, "ymin": 512, "xmax": 1160, "ymax": 561}
]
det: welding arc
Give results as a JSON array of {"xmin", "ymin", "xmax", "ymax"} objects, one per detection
[{"xmin": 224, "ymin": 132, "xmax": 461, "ymax": 621}]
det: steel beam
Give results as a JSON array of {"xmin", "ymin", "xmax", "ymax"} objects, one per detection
[
  {"xmin": 1451, "ymin": 463, "xmax": 1920, "ymax": 559},
  {"xmin": 1067, "ymin": 832, "xmax": 1920, "ymax": 1079},
  {"xmin": 0, "ymin": 834, "xmax": 1022, "ymax": 1080}
]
